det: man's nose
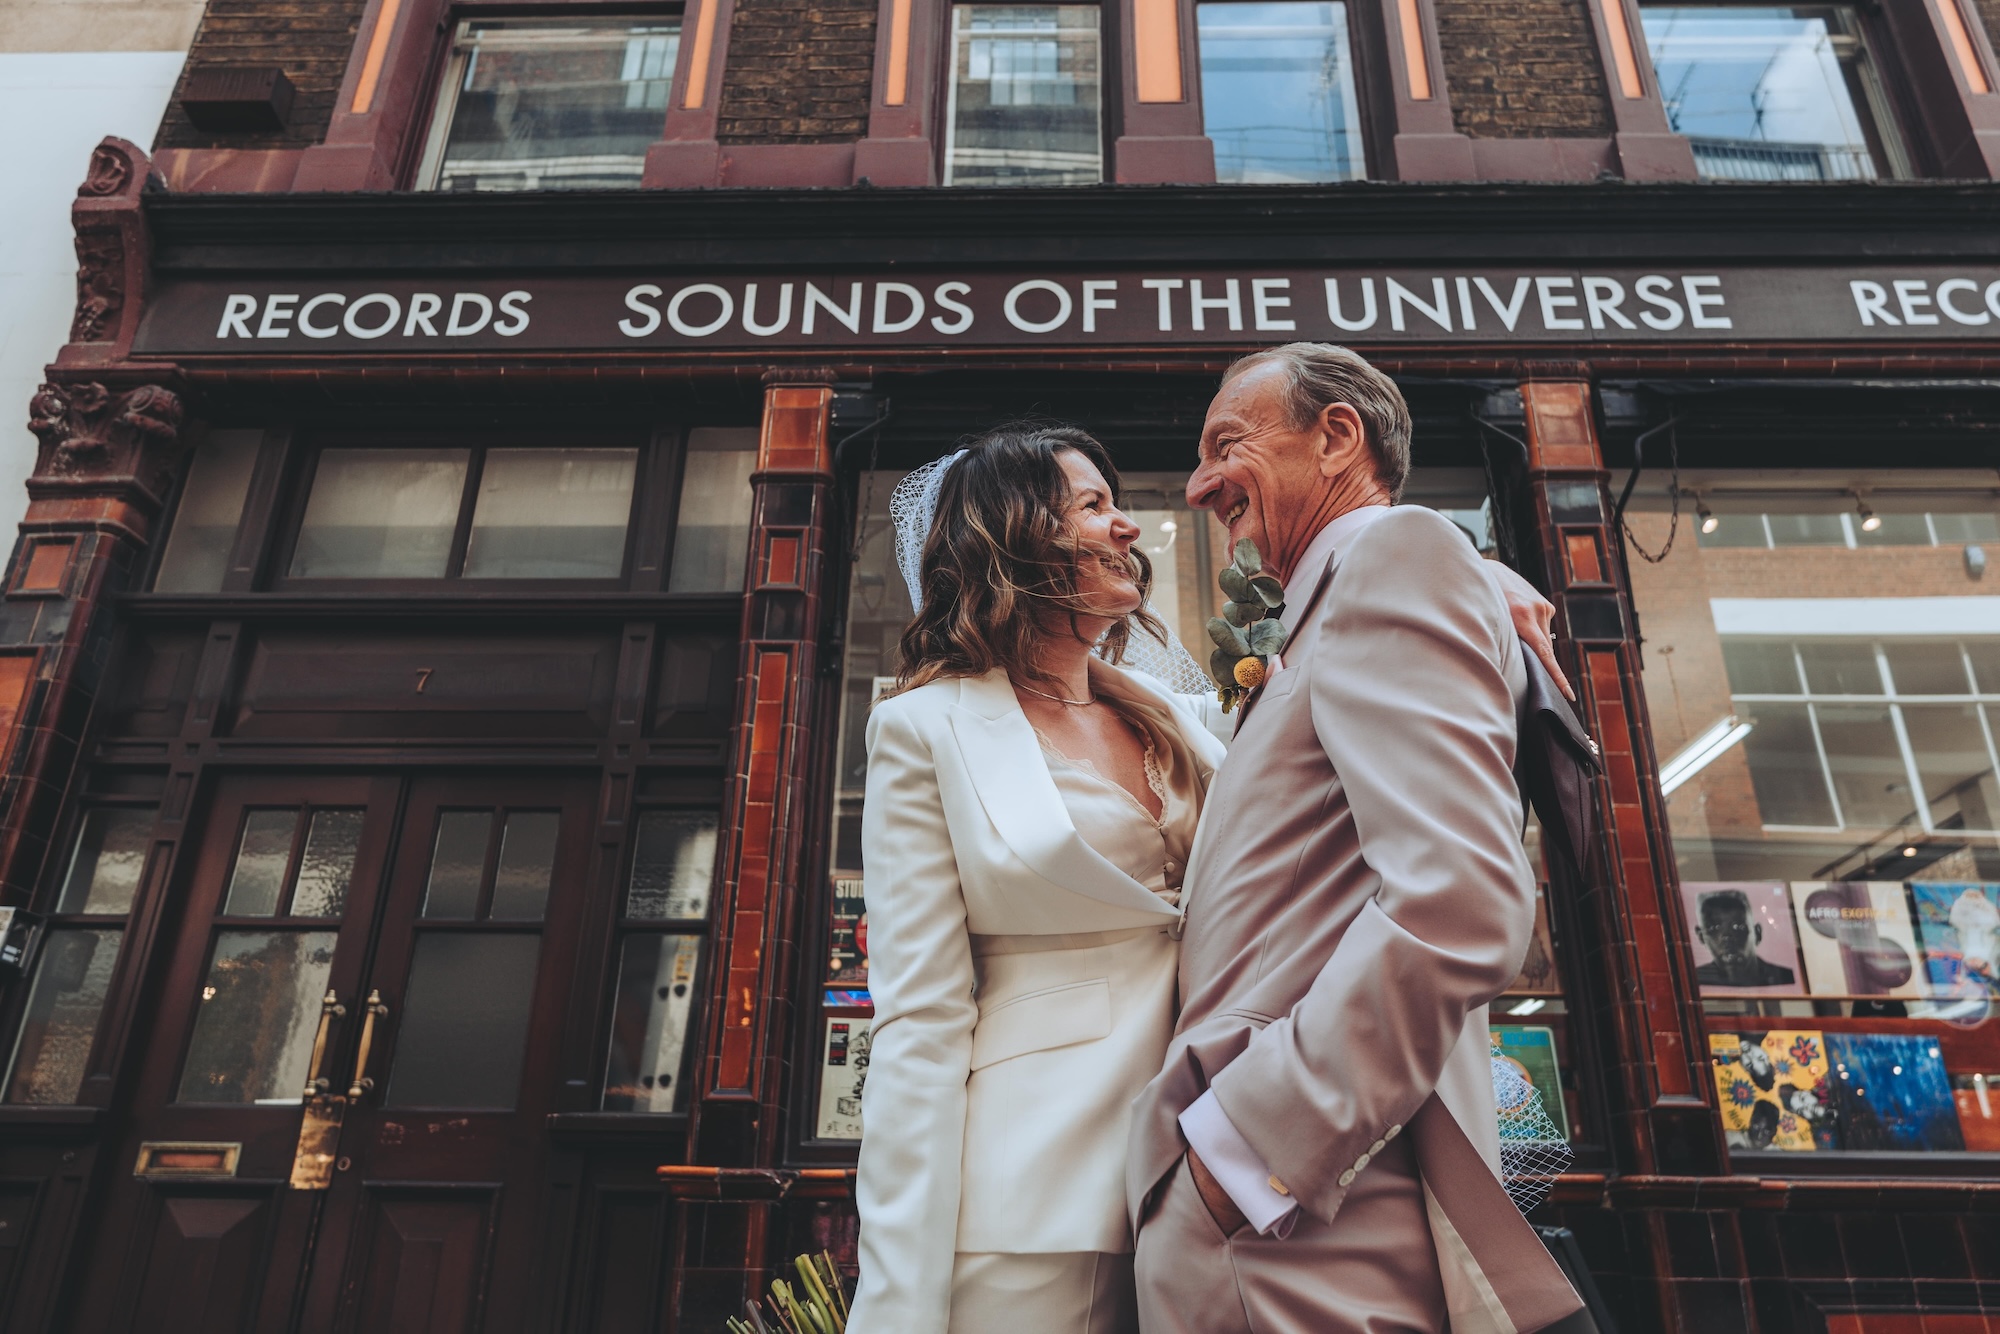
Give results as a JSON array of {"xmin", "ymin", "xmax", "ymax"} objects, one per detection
[{"xmin": 1186, "ymin": 459, "xmax": 1219, "ymax": 510}]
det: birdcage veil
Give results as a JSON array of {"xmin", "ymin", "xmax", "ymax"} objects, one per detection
[
  {"xmin": 1492, "ymin": 1056, "xmax": 1575, "ymax": 1214},
  {"xmin": 889, "ymin": 451, "xmax": 1213, "ymax": 697}
]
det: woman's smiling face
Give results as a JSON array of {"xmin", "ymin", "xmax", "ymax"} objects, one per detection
[{"xmin": 1057, "ymin": 448, "xmax": 1144, "ymax": 620}]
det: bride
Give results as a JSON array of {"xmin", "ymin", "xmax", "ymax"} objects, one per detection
[{"xmin": 848, "ymin": 424, "xmax": 1553, "ymax": 1333}]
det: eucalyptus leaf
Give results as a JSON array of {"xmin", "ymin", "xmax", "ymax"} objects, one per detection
[
  {"xmin": 1206, "ymin": 617, "xmax": 1249, "ymax": 656},
  {"xmin": 1210, "ymin": 648, "xmax": 1234, "ymax": 684},
  {"xmin": 1222, "ymin": 600, "xmax": 1252, "ymax": 627},
  {"xmin": 1249, "ymin": 573, "xmax": 1285, "ymax": 608},
  {"xmin": 1233, "ymin": 538, "xmax": 1262, "ymax": 575},
  {"xmin": 1218, "ymin": 566, "xmax": 1251, "ymax": 602},
  {"xmin": 1248, "ymin": 620, "xmax": 1286, "ymax": 654}
]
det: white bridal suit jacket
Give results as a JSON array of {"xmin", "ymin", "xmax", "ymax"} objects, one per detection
[{"xmin": 849, "ymin": 663, "xmax": 1228, "ymax": 1333}]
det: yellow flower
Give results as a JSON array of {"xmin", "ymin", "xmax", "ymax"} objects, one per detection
[{"xmin": 1233, "ymin": 657, "xmax": 1267, "ymax": 690}]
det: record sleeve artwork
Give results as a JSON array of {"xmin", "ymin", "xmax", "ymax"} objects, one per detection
[
  {"xmin": 1489, "ymin": 1025, "xmax": 1570, "ymax": 1141},
  {"xmin": 1790, "ymin": 881, "xmax": 1924, "ymax": 998},
  {"xmin": 1680, "ymin": 881, "xmax": 1804, "ymax": 997},
  {"xmin": 1911, "ymin": 882, "xmax": 2000, "ymax": 999},
  {"xmin": 1825, "ymin": 1032, "xmax": 1964, "ymax": 1153},
  {"xmin": 816, "ymin": 1015, "xmax": 872, "ymax": 1141},
  {"xmin": 1709, "ymin": 1030, "xmax": 1834, "ymax": 1152}
]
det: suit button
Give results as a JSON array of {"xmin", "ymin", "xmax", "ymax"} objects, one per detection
[
  {"xmin": 1353, "ymin": 1151, "xmax": 1371, "ymax": 1171},
  {"xmin": 1370, "ymin": 1138, "xmax": 1387, "ymax": 1155},
  {"xmin": 1385, "ymin": 1124, "xmax": 1402, "ymax": 1140},
  {"xmin": 1338, "ymin": 1169, "xmax": 1356, "ymax": 1187}
]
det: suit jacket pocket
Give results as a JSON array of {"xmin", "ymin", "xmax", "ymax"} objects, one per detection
[{"xmin": 970, "ymin": 977, "xmax": 1112, "ymax": 1071}]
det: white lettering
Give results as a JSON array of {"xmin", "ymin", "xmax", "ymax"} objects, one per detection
[
  {"xmin": 494, "ymin": 290, "xmax": 531, "ymax": 336},
  {"xmin": 1082, "ymin": 279, "xmax": 1117, "ymax": 333},
  {"xmin": 1683, "ymin": 275, "xmax": 1732, "ymax": 329},
  {"xmin": 1004, "ymin": 279, "xmax": 1072, "ymax": 333},
  {"xmin": 298, "ymin": 293, "xmax": 346, "ymax": 338},
  {"xmin": 873, "ymin": 282, "xmax": 925, "ymax": 334},
  {"xmin": 1987, "ymin": 279, "xmax": 2000, "ymax": 322},
  {"xmin": 1142, "ymin": 278, "xmax": 1183, "ymax": 331},
  {"xmin": 1251, "ymin": 278, "xmax": 1294, "ymax": 332},
  {"xmin": 405, "ymin": 293, "xmax": 444, "ymax": 336},
  {"xmin": 1324, "ymin": 278, "xmax": 1377, "ymax": 331},
  {"xmin": 667, "ymin": 284, "xmax": 734, "ymax": 337},
  {"xmin": 1893, "ymin": 278, "xmax": 1938, "ymax": 326},
  {"xmin": 803, "ymin": 282, "xmax": 862, "ymax": 335},
  {"xmin": 1582, "ymin": 277, "xmax": 1636, "ymax": 330},
  {"xmin": 1455, "ymin": 276, "xmax": 1477, "ymax": 329},
  {"xmin": 931, "ymin": 282, "xmax": 974, "ymax": 335},
  {"xmin": 1936, "ymin": 278, "xmax": 1989, "ymax": 325},
  {"xmin": 257, "ymin": 293, "xmax": 299, "ymax": 338},
  {"xmin": 1535, "ymin": 277, "xmax": 1583, "ymax": 331},
  {"xmin": 1386, "ymin": 277, "xmax": 1451, "ymax": 333},
  {"xmin": 447, "ymin": 292, "xmax": 493, "ymax": 336},
  {"xmin": 1636, "ymin": 275, "xmax": 1684, "ymax": 330},
  {"xmin": 1190, "ymin": 278, "xmax": 1243, "ymax": 332},
  {"xmin": 343, "ymin": 293, "xmax": 401, "ymax": 339},
  {"xmin": 743, "ymin": 283, "xmax": 794, "ymax": 337},
  {"xmin": 217, "ymin": 293, "xmax": 257, "ymax": 339},
  {"xmin": 619, "ymin": 284, "xmax": 663, "ymax": 337},
  {"xmin": 1472, "ymin": 277, "xmax": 1531, "ymax": 331}
]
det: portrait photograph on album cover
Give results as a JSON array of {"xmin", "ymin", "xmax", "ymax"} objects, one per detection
[{"xmin": 1681, "ymin": 881, "xmax": 1805, "ymax": 996}]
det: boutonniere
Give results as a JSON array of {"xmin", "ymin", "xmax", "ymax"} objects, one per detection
[{"xmin": 1207, "ymin": 538, "xmax": 1287, "ymax": 712}]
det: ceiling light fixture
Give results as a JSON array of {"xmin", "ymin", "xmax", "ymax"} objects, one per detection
[
  {"xmin": 1697, "ymin": 497, "xmax": 1718, "ymax": 534},
  {"xmin": 1855, "ymin": 493, "xmax": 1882, "ymax": 533},
  {"xmin": 1659, "ymin": 714, "xmax": 1754, "ymax": 794}
]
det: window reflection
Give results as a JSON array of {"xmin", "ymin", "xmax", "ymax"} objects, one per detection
[
  {"xmin": 1197, "ymin": 1, "xmax": 1364, "ymax": 183},
  {"xmin": 667, "ymin": 429, "xmax": 758, "ymax": 593},
  {"xmin": 465, "ymin": 448, "xmax": 637, "ymax": 579},
  {"xmin": 290, "ymin": 449, "xmax": 469, "ymax": 579},
  {"xmin": 3, "ymin": 929, "xmax": 122, "ymax": 1104},
  {"xmin": 154, "ymin": 430, "xmax": 261, "ymax": 593},
  {"xmin": 423, "ymin": 19, "xmax": 683, "ymax": 192},
  {"xmin": 945, "ymin": 5, "xmax": 1102, "ymax": 186}
]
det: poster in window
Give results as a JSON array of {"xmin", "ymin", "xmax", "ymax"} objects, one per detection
[
  {"xmin": 1789, "ymin": 881, "xmax": 1924, "ymax": 998},
  {"xmin": 1911, "ymin": 883, "xmax": 2000, "ymax": 998},
  {"xmin": 1502, "ymin": 886, "xmax": 1560, "ymax": 996},
  {"xmin": 816, "ymin": 1014, "xmax": 872, "ymax": 1141},
  {"xmin": 827, "ymin": 875, "xmax": 868, "ymax": 986},
  {"xmin": 1709, "ymin": 1030, "xmax": 1833, "ymax": 1152},
  {"xmin": 1488, "ymin": 1025, "xmax": 1568, "ymax": 1141},
  {"xmin": 1824, "ymin": 1031, "xmax": 1963, "ymax": 1153},
  {"xmin": 1680, "ymin": 881, "xmax": 1804, "ymax": 996}
]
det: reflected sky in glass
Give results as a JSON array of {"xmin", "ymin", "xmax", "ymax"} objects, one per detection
[{"xmin": 1198, "ymin": 1, "xmax": 1364, "ymax": 184}]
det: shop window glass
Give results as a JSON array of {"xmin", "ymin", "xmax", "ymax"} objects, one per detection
[
  {"xmin": 464, "ymin": 448, "xmax": 638, "ymax": 579},
  {"xmin": 290, "ymin": 449, "xmax": 469, "ymax": 579},
  {"xmin": 601, "ymin": 808, "xmax": 719, "ymax": 1112},
  {"xmin": 4, "ymin": 807, "xmax": 156, "ymax": 1104},
  {"xmin": 944, "ymin": 5, "xmax": 1103, "ymax": 186},
  {"xmin": 385, "ymin": 934, "xmax": 540, "ymax": 1108},
  {"xmin": 1638, "ymin": 5, "xmax": 1907, "ymax": 181},
  {"xmin": 1629, "ymin": 476, "xmax": 2000, "ymax": 1159},
  {"xmin": 154, "ymin": 429, "xmax": 261, "ymax": 593},
  {"xmin": 667, "ymin": 429, "xmax": 758, "ymax": 593},
  {"xmin": 421, "ymin": 18, "xmax": 683, "ymax": 192},
  {"xmin": 177, "ymin": 930, "xmax": 338, "ymax": 1103},
  {"xmin": 1196, "ymin": 1, "xmax": 1365, "ymax": 183}
]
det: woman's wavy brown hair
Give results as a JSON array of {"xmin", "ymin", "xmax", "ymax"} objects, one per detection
[{"xmin": 892, "ymin": 424, "xmax": 1169, "ymax": 695}]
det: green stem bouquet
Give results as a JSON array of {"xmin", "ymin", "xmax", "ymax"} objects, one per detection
[
  {"xmin": 726, "ymin": 1252, "xmax": 850, "ymax": 1334},
  {"xmin": 1207, "ymin": 539, "xmax": 1286, "ymax": 712}
]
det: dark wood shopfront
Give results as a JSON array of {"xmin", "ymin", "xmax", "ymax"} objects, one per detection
[{"xmin": 3, "ymin": 143, "xmax": 2000, "ymax": 1334}]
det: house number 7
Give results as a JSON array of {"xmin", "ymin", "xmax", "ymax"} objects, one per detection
[{"xmin": 414, "ymin": 669, "xmax": 434, "ymax": 694}]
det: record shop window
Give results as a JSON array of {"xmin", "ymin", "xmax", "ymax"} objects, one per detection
[
  {"xmin": 601, "ymin": 807, "xmax": 720, "ymax": 1112},
  {"xmin": 1626, "ymin": 473, "xmax": 2000, "ymax": 1159},
  {"xmin": 944, "ymin": 4, "xmax": 1104, "ymax": 185},
  {"xmin": 416, "ymin": 16, "xmax": 683, "ymax": 192},
  {"xmin": 1637, "ymin": 4, "xmax": 1911, "ymax": 181},
  {"xmin": 1196, "ymin": 1, "xmax": 1366, "ymax": 183}
]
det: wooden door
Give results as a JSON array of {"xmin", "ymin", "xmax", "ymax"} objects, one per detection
[{"xmin": 76, "ymin": 772, "xmax": 599, "ymax": 1334}]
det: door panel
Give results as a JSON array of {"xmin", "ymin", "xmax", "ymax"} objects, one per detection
[
  {"xmin": 128, "ymin": 1193, "xmax": 275, "ymax": 1334},
  {"xmin": 347, "ymin": 1191, "xmax": 496, "ymax": 1334}
]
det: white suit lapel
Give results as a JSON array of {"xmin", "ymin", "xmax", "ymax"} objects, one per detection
[{"xmin": 948, "ymin": 669, "xmax": 1179, "ymax": 918}]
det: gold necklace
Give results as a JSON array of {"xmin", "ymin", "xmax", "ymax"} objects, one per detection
[{"xmin": 1010, "ymin": 678, "xmax": 1094, "ymax": 707}]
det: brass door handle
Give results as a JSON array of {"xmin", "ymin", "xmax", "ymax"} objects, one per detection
[
  {"xmin": 348, "ymin": 989, "xmax": 390, "ymax": 1100},
  {"xmin": 302, "ymin": 989, "xmax": 346, "ymax": 1099}
]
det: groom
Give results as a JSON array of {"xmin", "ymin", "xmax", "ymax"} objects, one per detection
[{"xmin": 1129, "ymin": 344, "xmax": 1587, "ymax": 1333}]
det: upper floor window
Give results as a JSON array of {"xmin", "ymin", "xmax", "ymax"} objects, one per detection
[
  {"xmin": 1638, "ymin": 4, "xmax": 1910, "ymax": 181},
  {"xmin": 944, "ymin": 5, "xmax": 1103, "ymax": 185},
  {"xmin": 417, "ymin": 17, "xmax": 684, "ymax": 192},
  {"xmin": 1196, "ymin": 1, "xmax": 1366, "ymax": 183}
]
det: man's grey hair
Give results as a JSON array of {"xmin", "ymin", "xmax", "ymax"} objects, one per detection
[{"xmin": 1222, "ymin": 342, "xmax": 1413, "ymax": 501}]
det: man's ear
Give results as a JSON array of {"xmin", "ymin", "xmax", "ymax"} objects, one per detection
[
  {"xmin": 1313, "ymin": 402, "xmax": 1370, "ymax": 478},
  {"xmin": 1751, "ymin": 922, "xmax": 1764, "ymax": 946}
]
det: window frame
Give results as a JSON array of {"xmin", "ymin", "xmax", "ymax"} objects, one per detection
[
  {"xmin": 1191, "ymin": 0, "xmax": 1375, "ymax": 184},
  {"xmin": 939, "ymin": 0, "xmax": 1113, "ymax": 187}
]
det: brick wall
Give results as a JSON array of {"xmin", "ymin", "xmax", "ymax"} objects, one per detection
[
  {"xmin": 154, "ymin": 0, "xmax": 368, "ymax": 150},
  {"xmin": 1434, "ymin": 0, "xmax": 1614, "ymax": 138},
  {"xmin": 717, "ymin": 0, "xmax": 877, "ymax": 144},
  {"xmin": 1978, "ymin": 0, "xmax": 2000, "ymax": 60}
]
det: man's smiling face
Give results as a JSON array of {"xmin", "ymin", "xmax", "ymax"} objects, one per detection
[{"xmin": 1185, "ymin": 361, "xmax": 1342, "ymax": 581}]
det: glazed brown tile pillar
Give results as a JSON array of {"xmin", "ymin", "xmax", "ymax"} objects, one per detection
[
  {"xmin": 672, "ymin": 374, "xmax": 838, "ymax": 1323},
  {"xmin": 1, "ymin": 139, "xmax": 186, "ymax": 904},
  {"xmin": 1514, "ymin": 369, "xmax": 1722, "ymax": 1174}
]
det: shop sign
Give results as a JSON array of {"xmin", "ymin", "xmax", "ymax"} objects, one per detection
[{"xmin": 135, "ymin": 267, "xmax": 2000, "ymax": 352}]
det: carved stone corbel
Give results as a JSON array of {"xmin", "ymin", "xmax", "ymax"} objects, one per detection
[
  {"xmin": 26, "ymin": 379, "xmax": 186, "ymax": 508},
  {"xmin": 57, "ymin": 138, "xmax": 159, "ymax": 366}
]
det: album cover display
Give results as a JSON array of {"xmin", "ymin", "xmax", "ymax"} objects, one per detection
[
  {"xmin": 1489, "ymin": 1025, "xmax": 1569, "ymax": 1141},
  {"xmin": 1681, "ymin": 881, "xmax": 1804, "ymax": 996},
  {"xmin": 1824, "ymin": 1031, "xmax": 1964, "ymax": 1153},
  {"xmin": 815, "ymin": 1013, "xmax": 872, "ymax": 1141},
  {"xmin": 1790, "ymin": 881, "xmax": 1924, "ymax": 998},
  {"xmin": 1953, "ymin": 1072, "xmax": 2000, "ymax": 1152},
  {"xmin": 1911, "ymin": 882, "xmax": 2000, "ymax": 998},
  {"xmin": 827, "ymin": 875, "xmax": 869, "ymax": 986},
  {"xmin": 1710, "ymin": 1030, "xmax": 1833, "ymax": 1152},
  {"xmin": 1503, "ymin": 886, "xmax": 1560, "ymax": 996}
]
